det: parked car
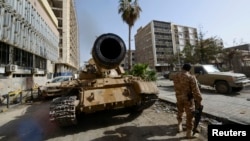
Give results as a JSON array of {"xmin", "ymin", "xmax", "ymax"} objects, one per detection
[{"xmin": 38, "ymin": 76, "xmax": 73, "ymax": 98}]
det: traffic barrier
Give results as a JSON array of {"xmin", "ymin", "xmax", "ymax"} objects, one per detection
[{"xmin": 0, "ymin": 84, "xmax": 40, "ymax": 112}]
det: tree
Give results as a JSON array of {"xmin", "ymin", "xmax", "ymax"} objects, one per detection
[
  {"xmin": 128, "ymin": 63, "xmax": 157, "ymax": 81},
  {"xmin": 181, "ymin": 43, "xmax": 198, "ymax": 64},
  {"xmin": 197, "ymin": 30, "xmax": 205, "ymax": 64},
  {"xmin": 118, "ymin": 0, "xmax": 142, "ymax": 70},
  {"xmin": 180, "ymin": 36, "xmax": 224, "ymax": 65},
  {"xmin": 201, "ymin": 37, "xmax": 223, "ymax": 64}
]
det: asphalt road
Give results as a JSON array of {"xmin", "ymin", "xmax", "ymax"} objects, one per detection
[{"xmin": 0, "ymin": 100, "xmax": 206, "ymax": 141}]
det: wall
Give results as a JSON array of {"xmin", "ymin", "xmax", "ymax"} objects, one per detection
[{"xmin": 0, "ymin": 77, "xmax": 47, "ymax": 95}]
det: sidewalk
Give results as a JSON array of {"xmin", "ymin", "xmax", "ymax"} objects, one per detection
[{"xmin": 157, "ymin": 78, "xmax": 250, "ymax": 125}]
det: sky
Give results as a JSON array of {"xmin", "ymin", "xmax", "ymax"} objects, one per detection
[{"xmin": 75, "ymin": 0, "xmax": 250, "ymax": 65}]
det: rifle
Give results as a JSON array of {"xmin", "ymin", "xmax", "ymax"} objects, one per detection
[{"xmin": 192, "ymin": 102, "xmax": 203, "ymax": 136}]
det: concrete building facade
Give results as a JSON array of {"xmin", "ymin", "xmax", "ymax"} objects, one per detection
[
  {"xmin": 134, "ymin": 20, "xmax": 198, "ymax": 72},
  {"xmin": 48, "ymin": 0, "xmax": 79, "ymax": 76},
  {"xmin": 172, "ymin": 24, "xmax": 198, "ymax": 55},
  {"xmin": 135, "ymin": 20, "xmax": 172, "ymax": 72},
  {"xmin": 121, "ymin": 50, "xmax": 135, "ymax": 71},
  {"xmin": 0, "ymin": 0, "xmax": 79, "ymax": 95}
]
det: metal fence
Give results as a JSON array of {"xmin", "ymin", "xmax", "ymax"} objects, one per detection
[{"xmin": 0, "ymin": 88, "xmax": 40, "ymax": 112}]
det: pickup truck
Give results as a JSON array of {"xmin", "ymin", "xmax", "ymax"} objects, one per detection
[{"xmin": 168, "ymin": 64, "xmax": 250, "ymax": 94}]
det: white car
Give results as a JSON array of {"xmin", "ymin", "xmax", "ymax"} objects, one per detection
[{"xmin": 38, "ymin": 76, "xmax": 73, "ymax": 97}]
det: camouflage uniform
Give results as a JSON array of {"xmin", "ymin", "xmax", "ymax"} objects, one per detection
[{"xmin": 173, "ymin": 70, "xmax": 202, "ymax": 134}]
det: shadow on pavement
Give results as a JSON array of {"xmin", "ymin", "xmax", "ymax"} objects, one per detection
[
  {"xmin": 0, "ymin": 101, "xmax": 51, "ymax": 141},
  {"xmin": 0, "ymin": 101, "xmax": 144, "ymax": 141},
  {"xmin": 0, "ymin": 100, "xmax": 206, "ymax": 141},
  {"xmin": 91, "ymin": 124, "xmax": 183, "ymax": 141}
]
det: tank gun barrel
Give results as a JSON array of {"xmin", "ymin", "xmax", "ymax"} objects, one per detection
[{"xmin": 92, "ymin": 33, "xmax": 126, "ymax": 69}]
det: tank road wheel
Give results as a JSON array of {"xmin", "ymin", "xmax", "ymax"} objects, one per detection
[
  {"xmin": 215, "ymin": 81, "xmax": 232, "ymax": 94},
  {"xmin": 131, "ymin": 94, "xmax": 159, "ymax": 112}
]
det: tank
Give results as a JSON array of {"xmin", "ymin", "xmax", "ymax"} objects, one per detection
[{"xmin": 49, "ymin": 33, "xmax": 159, "ymax": 126}]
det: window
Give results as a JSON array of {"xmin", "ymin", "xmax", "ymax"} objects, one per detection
[
  {"xmin": 35, "ymin": 55, "xmax": 46, "ymax": 69},
  {"xmin": 13, "ymin": 48, "xmax": 33, "ymax": 68},
  {"xmin": 0, "ymin": 42, "xmax": 10, "ymax": 65},
  {"xmin": 203, "ymin": 65, "xmax": 220, "ymax": 73},
  {"xmin": 194, "ymin": 67, "xmax": 204, "ymax": 74}
]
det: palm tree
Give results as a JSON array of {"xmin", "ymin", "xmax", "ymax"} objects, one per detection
[{"xmin": 118, "ymin": 0, "xmax": 142, "ymax": 70}]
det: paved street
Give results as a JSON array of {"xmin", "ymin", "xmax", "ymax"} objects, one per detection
[
  {"xmin": 157, "ymin": 77, "xmax": 250, "ymax": 125},
  {"xmin": 0, "ymin": 100, "xmax": 207, "ymax": 141},
  {"xmin": 2, "ymin": 77, "xmax": 250, "ymax": 126},
  {"xmin": 1, "ymin": 77, "xmax": 249, "ymax": 141}
]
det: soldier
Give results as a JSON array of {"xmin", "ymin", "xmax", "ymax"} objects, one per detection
[{"xmin": 173, "ymin": 63, "xmax": 202, "ymax": 138}]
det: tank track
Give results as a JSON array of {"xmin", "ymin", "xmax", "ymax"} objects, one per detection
[
  {"xmin": 49, "ymin": 96, "xmax": 77, "ymax": 127},
  {"xmin": 134, "ymin": 94, "xmax": 159, "ymax": 111}
]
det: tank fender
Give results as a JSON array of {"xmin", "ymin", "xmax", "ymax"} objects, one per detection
[{"xmin": 132, "ymin": 81, "xmax": 159, "ymax": 94}]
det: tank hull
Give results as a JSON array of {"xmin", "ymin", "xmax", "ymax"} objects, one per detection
[{"xmin": 49, "ymin": 77, "xmax": 159, "ymax": 126}]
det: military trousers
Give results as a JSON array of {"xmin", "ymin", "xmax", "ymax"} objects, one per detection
[{"xmin": 176, "ymin": 98, "xmax": 195, "ymax": 131}]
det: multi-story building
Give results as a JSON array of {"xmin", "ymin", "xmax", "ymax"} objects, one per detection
[
  {"xmin": 121, "ymin": 50, "xmax": 135, "ymax": 71},
  {"xmin": 48, "ymin": 0, "xmax": 79, "ymax": 76},
  {"xmin": 172, "ymin": 24, "xmax": 198, "ymax": 55},
  {"xmin": 172, "ymin": 24, "xmax": 198, "ymax": 69},
  {"xmin": 135, "ymin": 20, "xmax": 172, "ymax": 72},
  {"xmin": 134, "ymin": 20, "xmax": 198, "ymax": 72},
  {"xmin": 0, "ymin": 0, "xmax": 79, "ymax": 94}
]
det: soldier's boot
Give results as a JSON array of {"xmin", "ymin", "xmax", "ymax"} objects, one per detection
[
  {"xmin": 177, "ymin": 121, "xmax": 183, "ymax": 132},
  {"xmin": 186, "ymin": 130, "xmax": 192, "ymax": 139}
]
